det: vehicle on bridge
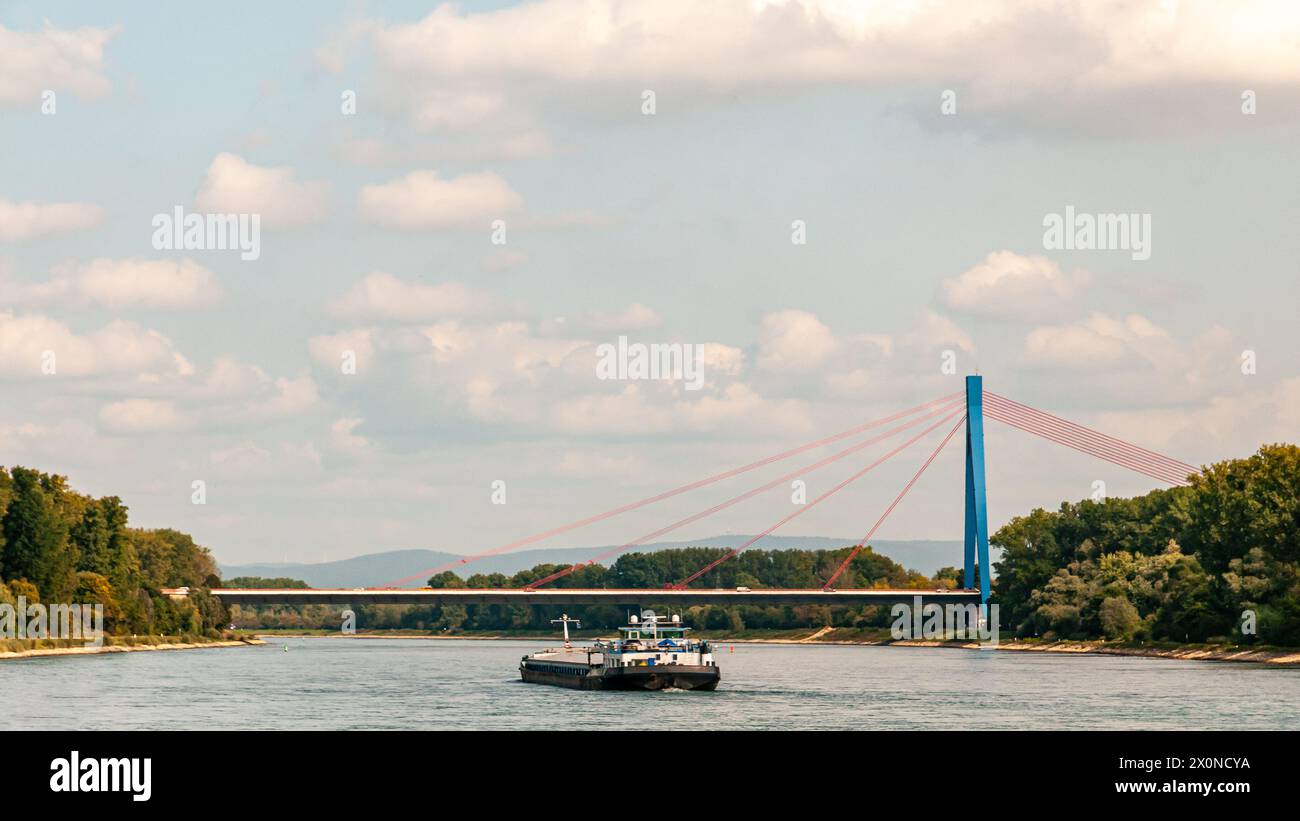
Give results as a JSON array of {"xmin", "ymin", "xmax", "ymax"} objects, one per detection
[{"xmin": 520, "ymin": 611, "xmax": 720, "ymax": 691}]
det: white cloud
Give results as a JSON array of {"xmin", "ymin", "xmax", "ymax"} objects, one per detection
[
  {"xmin": 1011, "ymin": 314, "xmax": 1245, "ymax": 408},
  {"xmin": 549, "ymin": 382, "xmax": 814, "ymax": 437},
  {"xmin": 244, "ymin": 375, "xmax": 319, "ymax": 420},
  {"xmin": 0, "ymin": 23, "xmax": 118, "ymax": 106},
  {"xmin": 194, "ymin": 153, "xmax": 328, "ymax": 228},
  {"xmin": 585, "ymin": 303, "xmax": 663, "ymax": 331},
  {"xmin": 1092, "ymin": 377, "xmax": 1300, "ymax": 463},
  {"xmin": 746, "ymin": 308, "xmax": 972, "ymax": 400},
  {"xmin": 26, "ymin": 257, "xmax": 222, "ymax": 309},
  {"xmin": 358, "ymin": 169, "xmax": 523, "ymax": 229},
  {"xmin": 941, "ymin": 251, "xmax": 1087, "ymax": 319},
  {"xmin": 0, "ymin": 198, "xmax": 104, "ymax": 241},
  {"xmin": 757, "ymin": 309, "xmax": 838, "ymax": 372},
  {"xmin": 329, "ymin": 417, "xmax": 374, "ymax": 458},
  {"xmin": 328, "ymin": 272, "xmax": 507, "ymax": 322},
  {"xmin": 1020, "ymin": 313, "xmax": 1171, "ymax": 370},
  {"xmin": 206, "ymin": 440, "xmax": 324, "ymax": 479},
  {"xmin": 0, "ymin": 312, "xmax": 190, "ymax": 378},
  {"xmin": 331, "ymin": 1, "xmax": 1300, "ymax": 139},
  {"xmin": 309, "ymin": 328, "xmax": 376, "ymax": 375},
  {"xmin": 98, "ymin": 399, "xmax": 188, "ymax": 434}
]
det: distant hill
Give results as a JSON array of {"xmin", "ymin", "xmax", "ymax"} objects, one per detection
[{"xmin": 219, "ymin": 536, "xmax": 992, "ymax": 588}]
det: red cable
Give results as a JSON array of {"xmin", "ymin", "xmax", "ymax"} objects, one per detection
[
  {"xmin": 982, "ymin": 397, "xmax": 1191, "ymax": 482},
  {"xmin": 985, "ymin": 391, "xmax": 1196, "ymax": 474},
  {"xmin": 986, "ymin": 407, "xmax": 1188, "ymax": 485},
  {"xmin": 982, "ymin": 398, "xmax": 1189, "ymax": 483},
  {"xmin": 823, "ymin": 414, "xmax": 965, "ymax": 589},
  {"xmin": 527, "ymin": 398, "xmax": 966, "ymax": 588},
  {"xmin": 982, "ymin": 400, "xmax": 1190, "ymax": 484},
  {"xmin": 985, "ymin": 406, "xmax": 1186, "ymax": 484},
  {"xmin": 381, "ymin": 391, "xmax": 962, "ymax": 587},
  {"xmin": 674, "ymin": 408, "xmax": 965, "ymax": 589}
]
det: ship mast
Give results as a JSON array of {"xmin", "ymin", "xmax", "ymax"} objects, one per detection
[{"xmin": 551, "ymin": 613, "xmax": 581, "ymax": 648}]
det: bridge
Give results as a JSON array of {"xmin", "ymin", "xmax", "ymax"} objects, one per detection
[
  {"xmin": 199, "ymin": 376, "xmax": 1197, "ymax": 611},
  {"xmin": 208, "ymin": 587, "xmax": 981, "ymax": 607}
]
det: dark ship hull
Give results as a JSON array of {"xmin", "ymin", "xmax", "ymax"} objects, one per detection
[{"xmin": 520, "ymin": 660, "xmax": 719, "ymax": 691}]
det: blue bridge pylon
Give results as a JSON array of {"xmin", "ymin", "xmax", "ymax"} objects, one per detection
[{"xmin": 963, "ymin": 375, "xmax": 991, "ymax": 604}]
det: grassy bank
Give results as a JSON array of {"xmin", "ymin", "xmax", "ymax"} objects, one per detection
[{"xmin": 0, "ymin": 633, "xmax": 264, "ymax": 660}]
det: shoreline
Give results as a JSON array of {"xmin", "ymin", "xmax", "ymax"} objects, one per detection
[
  {"xmin": 0, "ymin": 637, "xmax": 265, "ymax": 661},
  {"xmin": 249, "ymin": 631, "xmax": 1300, "ymax": 665}
]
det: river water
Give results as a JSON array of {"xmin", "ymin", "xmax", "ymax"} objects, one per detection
[{"xmin": 6, "ymin": 638, "xmax": 1299, "ymax": 730}]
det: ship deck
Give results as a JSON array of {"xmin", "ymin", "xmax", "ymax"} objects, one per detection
[{"xmin": 525, "ymin": 648, "xmax": 604, "ymax": 665}]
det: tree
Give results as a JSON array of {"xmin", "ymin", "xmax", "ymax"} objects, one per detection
[
  {"xmin": 1, "ymin": 467, "xmax": 77, "ymax": 601},
  {"xmin": 1098, "ymin": 596, "xmax": 1141, "ymax": 640},
  {"xmin": 426, "ymin": 571, "xmax": 466, "ymax": 588}
]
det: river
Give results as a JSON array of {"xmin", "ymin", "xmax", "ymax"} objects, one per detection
[{"xmin": 5, "ymin": 638, "xmax": 1299, "ymax": 730}]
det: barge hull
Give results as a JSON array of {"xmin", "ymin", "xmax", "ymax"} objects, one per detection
[{"xmin": 520, "ymin": 664, "xmax": 719, "ymax": 691}]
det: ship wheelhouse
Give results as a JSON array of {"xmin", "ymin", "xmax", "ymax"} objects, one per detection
[{"xmin": 597, "ymin": 612, "xmax": 714, "ymax": 669}]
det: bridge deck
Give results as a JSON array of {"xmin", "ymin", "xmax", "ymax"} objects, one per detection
[{"xmin": 207, "ymin": 588, "xmax": 982, "ymax": 606}]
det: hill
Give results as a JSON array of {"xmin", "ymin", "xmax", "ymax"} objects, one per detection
[{"xmin": 218, "ymin": 535, "xmax": 976, "ymax": 588}]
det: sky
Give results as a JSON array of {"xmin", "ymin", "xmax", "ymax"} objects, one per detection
[{"xmin": 2, "ymin": 0, "xmax": 1298, "ymax": 568}]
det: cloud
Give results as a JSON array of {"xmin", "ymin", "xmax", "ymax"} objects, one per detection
[
  {"xmin": 0, "ymin": 198, "xmax": 103, "ymax": 242},
  {"xmin": 940, "ymin": 251, "xmax": 1088, "ymax": 319},
  {"xmin": 0, "ymin": 312, "xmax": 191, "ymax": 378},
  {"xmin": 757, "ymin": 310, "xmax": 838, "ymax": 372},
  {"xmin": 15, "ymin": 257, "xmax": 223, "ymax": 309},
  {"xmin": 308, "ymin": 329, "xmax": 376, "ymax": 375},
  {"xmin": 307, "ymin": 299, "xmax": 970, "ymax": 442},
  {"xmin": 329, "ymin": 1, "xmax": 1300, "ymax": 140},
  {"xmin": 328, "ymin": 272, "xmax": 508, "ymax": 322},
  {"xmin": 98, "ymin": 399, "xmax": 189, "ymax": 434},
  {"xmin": 358, "ymin": 170, "xmax": 523, "ymax": 229},
  {"xmin": 1092, "ymin": 377, "xmax": 1300, "ymax": 462},
  {"xmin": 1011, "ymin": 313, "xmax": 1249, "ymax": 408},
  {"xmin": 329, "ymin": 417, "xmax": 374, "ymax": 458},
  {"xmin": 548, "ymin": 382, "xmax": 814, "ymax": 437},
  {"xmin": 747, "ymin": 308, "xmax": 972, "ymax": 400},
  {"xmin": 194, "ymin": 153, "xmax": 328, "ymax": 227},
  {"xmin": 1020, "ymin": 313, "xmax": 1171, "ymax": 370},
  {"xmin": 0, "ymin": 23, "xmax": 118, "ymax": 106}
]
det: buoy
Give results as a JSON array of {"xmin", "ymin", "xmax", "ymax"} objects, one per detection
[
  {"xmin": 283, "ymin": 645, "xmax": 289, "ymax": 652},
  {"xmin": 729, "ymin": 645, "xmax": 734, "ymax": 654}
]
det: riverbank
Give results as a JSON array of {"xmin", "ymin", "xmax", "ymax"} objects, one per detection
[
  {"xmin": 0, "ymin": 636, "xmax": 265, "ymax": 661},
  {"xmin": 246, "ymin": 628, "xmax": 1300, "ymax": 665}
]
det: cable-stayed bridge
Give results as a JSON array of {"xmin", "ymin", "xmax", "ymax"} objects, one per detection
[{"xmin": 200, "ymin": 376, "xmax": 1198, "ymax": 610}]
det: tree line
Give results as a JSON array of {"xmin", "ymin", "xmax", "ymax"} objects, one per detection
[
  {"xmin": 992, "ymin": 443, "xmax": 1299, "ymax": 645},
  {"xmin": 0, "ymin": 466, "xmax": 228, "ymax": 638},
  {"xmin": 11, "ymin": 442, "xmax": 1297, "ymax": 646},
  {"xmin": 230, "ymin": 542, "xmax": 938, "ymax": 633},
  {"xmin": 238, "ymin": 444, "xmax": 1299, "ymax": 646}
]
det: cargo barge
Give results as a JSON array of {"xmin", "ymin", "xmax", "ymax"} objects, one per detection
[{"xmin": 520, "ymin": 611, "xmax": 719, "ymax": 691}]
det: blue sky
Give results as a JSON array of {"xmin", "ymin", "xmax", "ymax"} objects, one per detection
[{"xmin": 2, "ymin": 1, "xmax": 1298, "ymax": 567}]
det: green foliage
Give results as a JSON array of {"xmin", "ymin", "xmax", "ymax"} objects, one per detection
[
  {"xmin": 0, "ymin": 465, "xmax": 227, "ymax": 638},
  {"xmin": 994, "ymin": 444, "xmax": 1300, "ymax": 645},
  {"xmin": 249, "ymin": 544, "xmax": 934, "ymax": 632},
  {"xmin": 223, "ymin": 576, "xmax": 309, "ymax": 589}
]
